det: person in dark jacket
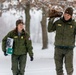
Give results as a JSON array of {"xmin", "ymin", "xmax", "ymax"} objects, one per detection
[
  {"xmin": 48, "ymin": 7, "xmax": 76, "ymax": 75},
  {"xmin": 2, "ymin": 19, "xmax": 34, "ymax": 75}
]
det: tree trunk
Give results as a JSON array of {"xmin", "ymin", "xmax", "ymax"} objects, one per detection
[
  {"xmin": 41, "ymin": 7, "xmax": 48, "ymax": 49},
  {"xmin": 25, "ymin": 3, "xmax": 30, "ymax": 34}
]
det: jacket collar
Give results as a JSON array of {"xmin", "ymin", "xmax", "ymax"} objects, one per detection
[
  {"xmin": 61, "ymin": 17, "xmax": 72, "ymax": 23},
  {"xmin": 13, "ymin": 28, "xmax": 25, "ymax": 36},
  {"xmin": 60, "ymin": 17, "xmax": 73, "ymax": 25}
]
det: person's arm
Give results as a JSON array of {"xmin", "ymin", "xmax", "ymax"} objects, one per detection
[
  {"xmin": 2, "ymin": 32, "xmax": 10, "ymax": 52},
  {"xmin": 48, "ymin": 18, "xmax": 56, "ymax": 32},
  {"xmin": 73, "ymin": 21, "xmax": 76, "ymax": 34},
  {"xmin": 2, "ymin": 31, "xmax": 12, "ymax": 56},
  {"xmin": 25, "ymin": 32, "xmax": 33, "ymax": 57}
]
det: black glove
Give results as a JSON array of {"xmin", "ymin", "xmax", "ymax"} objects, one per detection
[
  {"xmin": 30, "ymin": 56, "xmax": 33, "ymax": 61},
  {"xmin": 4, "ymin": 51, "xmax": 8, "ymax": 56}
]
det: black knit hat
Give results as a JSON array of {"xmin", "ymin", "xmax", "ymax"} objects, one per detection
[
  {"xmin": 65, "ymin": 7, "xmax": 73, "ymax": 16},
  {"xmin": 16, "ymin": 19, "xmax": 24, "ymax": 26}
]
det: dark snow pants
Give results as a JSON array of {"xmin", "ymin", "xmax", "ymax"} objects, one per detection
[
  {"xmin": 54, "ymin": 47, "xmax": 73, "ymax": 75},
  {"xmin": 11, "ymin": 54, "xmax": 27, "ymax": 75}
]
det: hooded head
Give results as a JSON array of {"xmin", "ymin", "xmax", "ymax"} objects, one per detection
[
  {"xmin": 16, "ymin": 19, "xmax": 24, "ymax": 26},
  {"xmin": 64, "ymin": 7, "xmax": 73, "ymax": 16}
]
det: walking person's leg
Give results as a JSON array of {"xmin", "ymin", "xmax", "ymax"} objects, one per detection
[
  {"xmin": 19, "ymin": 54, "xmax": 27, "ymax": 75},
  {"xmin": 54, "ymin": 47, "xmax": 64, "ymax": 75},
  {"xmin": 11, "ymin": 54, "xmax": 19, "ymax": 75},
  {"xmin": 65, "ymin": 49, "xmax": 73, "ymax": 75}
]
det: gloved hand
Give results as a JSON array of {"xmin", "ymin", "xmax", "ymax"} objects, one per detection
[
  {"xmin": 30, "ymin": 56, "xmax": 34, "ymax": 61},
  {"xmin": 4, "ymin": 51, "xmax": 8, "ymax": 56}
]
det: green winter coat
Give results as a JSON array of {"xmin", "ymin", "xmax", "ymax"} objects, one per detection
[
  {"xmin": 2, "ymin": 29, "xmax": 33, "ymax": 56},
  {"xmin": 48, "ymin": 18, "xmax": 76, "ymax": 48}
]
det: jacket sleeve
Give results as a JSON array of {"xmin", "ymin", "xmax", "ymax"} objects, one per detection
[
  {"xmin": 25, "ymin": 33, "xmax": 33, "ymax": 57},
  {"xmin": 74, "ymin": 21, "xmax": 76, "ymax": 34},
  {"xmin": 48, "ymin": 18, "xmax": 56, "ymax": 32},
  {"xmin": 2, "ymin": 32, "xmax": 12, "ymax": 52}
]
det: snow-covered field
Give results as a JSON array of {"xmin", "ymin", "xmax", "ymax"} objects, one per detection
[{"xmin": 0, "ymin": 43, "xmax": 76, "ymax": 75}]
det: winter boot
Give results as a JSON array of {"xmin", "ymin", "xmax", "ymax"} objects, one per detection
[
  {"xmin": 67, "ymin": 72, "xmax": 73, "ymax": 75},
  {"xmin": 16, "ymin": 73, "xmax": 21, "ymax": 75},
  {"xmin": 17, "ymin": 72, "xmax": 24, "ymax": 75},
  {"xmin": 13, "ymin": 73, "xmax": 18, "ymax": 75},
  {"xmin": 58, "ymin": 73, "xmax": 64, "ymax": 75},
  {"xmin": 58, "ymin": 74, "xmax": 64, "ymax": 75},
  {"xmin": 67, "ymin": 74, "xmax": 72, "ymax": 75}
]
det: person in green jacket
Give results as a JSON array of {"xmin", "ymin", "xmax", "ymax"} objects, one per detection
[
  {"xmin": 2, "ymin": 19, "xmax": 34, "ymax": 75},
  {"xmin": 48, "ymin": 7, "xmax": 76, "ymax": 75}
]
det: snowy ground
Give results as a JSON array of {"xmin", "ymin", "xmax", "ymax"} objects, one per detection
[{"xmin": 0, "ymin": 43, "xmax": 76, "ymax": 75}]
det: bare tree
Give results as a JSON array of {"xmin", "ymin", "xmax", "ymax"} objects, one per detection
[
  {"xmin": 25, "ymin": 2, "xmax": 30, "ymax": 34},
  {"xmin": 41, "ymin": 7, "xmax": 48, "ymax": 49}
]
